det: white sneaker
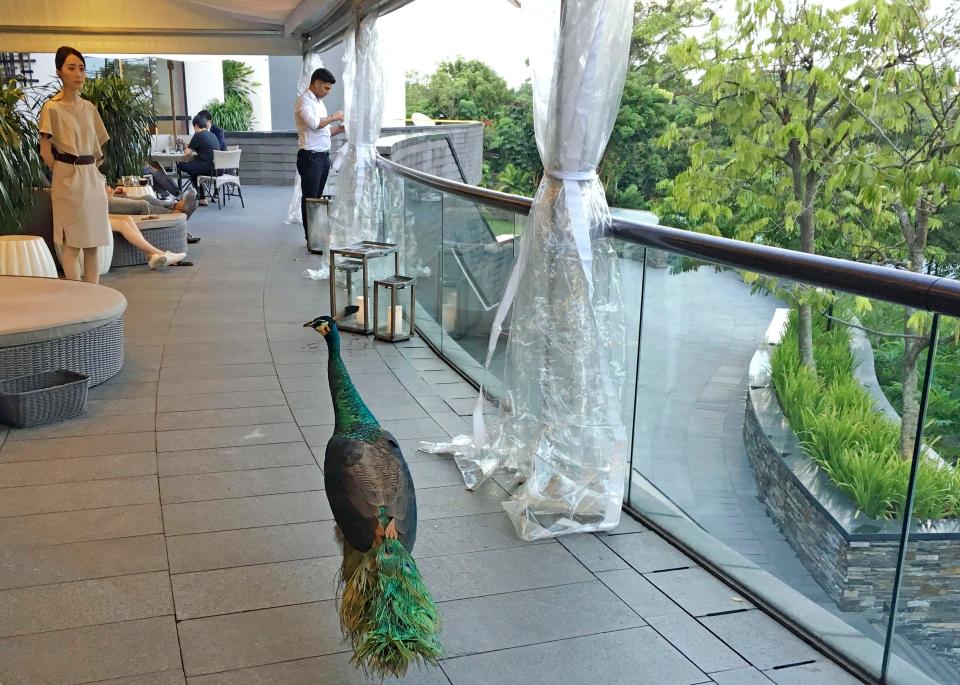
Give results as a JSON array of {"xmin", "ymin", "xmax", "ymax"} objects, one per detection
[
  {"xmin": 165, "ymin": 251, "xmax": 187, "ymax": 266},
  {"xmin": 148, "ymin": 253, "xmax": 168, "ymax": 269}
]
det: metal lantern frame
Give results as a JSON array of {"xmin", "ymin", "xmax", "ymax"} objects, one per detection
[
  {"xmin": 373, "ymin": 275, "xmax": 416, "ymax": 342},
  {"xmin": 329, "ymin": 241, "xmax": 400, "ymax": 335}
]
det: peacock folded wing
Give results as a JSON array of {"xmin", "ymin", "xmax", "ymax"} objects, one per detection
[{"xmin": 324, "ymin": 430, "xmax": 417, "ymax": 553}]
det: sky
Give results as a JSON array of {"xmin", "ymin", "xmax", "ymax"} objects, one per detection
[{"xmin": 377, "ymin": 0, "xmax": 953, "ymax": 89}]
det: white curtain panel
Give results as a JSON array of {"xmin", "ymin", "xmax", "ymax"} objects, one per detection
[
  {"xmin": 285, "ymin": 50, "xmax": 326, "ymax": 225},
  {"xmin": 327, "ymin": 11, "xmax": 385, "ymax": 249},
  {"xmin": 458, "ymin": 0, "xmax": 634, "ymax": 540}
]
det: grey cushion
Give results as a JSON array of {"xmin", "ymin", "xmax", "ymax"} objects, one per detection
[{"xmin": 0, "ymin": 275, "xmax": 127, "ymax": 347}]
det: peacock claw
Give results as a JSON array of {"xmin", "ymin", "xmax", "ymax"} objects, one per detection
[{"xmin": 385, "ymin": 519, "xmax": 399, "ymax": 540}]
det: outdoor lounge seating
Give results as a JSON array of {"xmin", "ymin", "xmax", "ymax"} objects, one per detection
[
  {"xmin": 112, "ymin": 212, "xmax": 188, "ymax": 267},
  {"xmin": 0, "ymin": 275, "xmax": 126, "ymax": 387}
]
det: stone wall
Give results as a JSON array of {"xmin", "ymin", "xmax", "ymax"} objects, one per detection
[
  {"xmin": 225, "ymin": 122, "xmax": 484, "ymax": 187},
  {"xmin": 745, "ymin": 342, "xmax": 960, "ymax": 666}
]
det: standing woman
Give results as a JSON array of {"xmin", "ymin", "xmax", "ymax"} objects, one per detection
[{"xmin": 38, "ymin": 46, "xmax": 111, "ymax": 283}]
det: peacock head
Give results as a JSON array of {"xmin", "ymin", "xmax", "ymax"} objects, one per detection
[{"xmin": 303, "ymin": 305, "xmax": 360, "ymax": 338}]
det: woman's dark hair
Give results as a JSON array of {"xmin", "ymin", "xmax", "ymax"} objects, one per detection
[
  {"xmin": 55, "ymin": 46, "xmax": 85, "ymax": 71},
  {"xmin": 310, "ymin": 68, "xmax": 336, "ymax": 85}
]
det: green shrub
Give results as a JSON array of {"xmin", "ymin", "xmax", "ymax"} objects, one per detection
[{"xmin": 770, "ymin": 309, "xmax": 960, "ymax": 519}]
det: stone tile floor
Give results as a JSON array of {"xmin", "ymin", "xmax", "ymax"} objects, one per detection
[{"xmin": 0, "ymin": 187, "xmax": 860, "ymax": 684}]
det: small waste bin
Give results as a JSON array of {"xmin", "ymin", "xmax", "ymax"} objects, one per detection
[{"xmin": 305, "ymin": 196, "xmax": 332, "ymax": 255}]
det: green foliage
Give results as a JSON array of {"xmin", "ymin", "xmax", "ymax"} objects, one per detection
[
  {"xmin": 405, "ymin": 58, "xmax": 512, "ymax": 121},
  {"xmin": 80, "ymin": 73, "xmax": 153, "ymax": 184},
  {"xmin": 0, "ymin": 80, "xmax": 46, "ymax": 232},
  {"xmin": 205, "ymin": 60, "xmax": 258, "ymax": 132},
  {"xmin": 771, "ymin": 309, "xmax": 960, "ymax": 519}
]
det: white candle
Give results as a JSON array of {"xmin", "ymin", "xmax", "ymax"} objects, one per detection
[
  {"xmin": 392, "ymin": 305, "xmax": 404, "ymax": 336},
  {"xmin": 442, "ymin": 291, "xmax": 458, "ymax": 330},
  {"xmin": 354, "ymin": 296, "xmax": 365, "ymax": 326}
]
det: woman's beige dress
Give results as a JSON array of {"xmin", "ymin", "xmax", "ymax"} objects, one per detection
[{"xmin": 38, "ymin": 97, "xmax": 111, "ymax": 248}]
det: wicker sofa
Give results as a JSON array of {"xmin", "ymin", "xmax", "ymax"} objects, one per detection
[
  {"xmin": 112, "ymin": 213, "xmax": 188, "ymax": 267},
  {"xmin": 0, "ymin": 276, "xmax": 126, "ymax": 387}
]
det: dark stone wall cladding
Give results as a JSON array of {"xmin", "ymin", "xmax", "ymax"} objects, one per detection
[
  {"xmin": 225, "ymin": 124, "xmax": 484, "ymax": 187},
  {"xmin": 744, "ymin": 371, "xmax": 960, "ymax": 666}
]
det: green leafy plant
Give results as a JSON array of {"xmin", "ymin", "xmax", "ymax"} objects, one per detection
[
  {"xmin": 0, "ymin": 80, "xmax": 47, "ymax": 233},
  {"xmin": 205, "ymin": 60, "xmax": 259, "ymax": 132},
  {"xmin": 80, "ymin": 73, "xmax": 152, "ymax": 183},
  {"xmin": 771, "ymin": 309, "xmax": 960, "ymax": 520}
]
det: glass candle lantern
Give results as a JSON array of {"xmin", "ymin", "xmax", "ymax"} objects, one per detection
[
  {"xmin": 329, "ymin": 241, "xmax": 400, "ymax": 335},
  {"xmin": 304, "ymin": 195, "xmax": 331, "ymax": 255},
  {"xmin": 373, "ymin": 276, "xmax": 416, "ymax": 342}
]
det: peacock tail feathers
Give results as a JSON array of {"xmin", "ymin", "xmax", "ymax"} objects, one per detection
[{"xmin": 340, "ymin": 538, "xmax": 443, "ymax": 679}]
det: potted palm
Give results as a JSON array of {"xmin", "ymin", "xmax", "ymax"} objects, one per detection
[{"xmin": 0, "ymin": 79, "xmax": 57, "ymax": 276}]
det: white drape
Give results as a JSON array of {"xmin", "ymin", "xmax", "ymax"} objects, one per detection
[
  {"xmin": 284, "ymin": 50, "xmax": 326, "ymax": 225},
  {"xmin": 457, "ymin": 0, "xmax": 634, "ymax": 541},
  {"xmin": 327, "ymin": 12, "xmax": 385, "ymax": 250}
]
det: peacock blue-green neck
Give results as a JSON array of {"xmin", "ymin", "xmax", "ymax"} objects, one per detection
[{"xmin": 324, "ymin": 326, "xmax": 381, "ymax": 442}]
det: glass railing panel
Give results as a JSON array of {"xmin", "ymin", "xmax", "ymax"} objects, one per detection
[
  {"xmin": 396, "ymin": 175, "xmax": 444, "ymax": 341},
  {"xmin": 436, "ymin": 193, "xmax": 520, "ymax": 391},
  {"xmin": 624, "ymin": 249, "xmax": 951, "ymax": 681},
  {"xmin": 887, "ymin": 312, "xmax": 960, "ymax": 684}
]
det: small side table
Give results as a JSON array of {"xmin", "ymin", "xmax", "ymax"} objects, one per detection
[
  {"xmin": 116, "ymin": 185, "xmax": 156, "ymax": 199},
  {"xmin": 0, "ymin": 235, "xmax": 58, "ymax": 278}
]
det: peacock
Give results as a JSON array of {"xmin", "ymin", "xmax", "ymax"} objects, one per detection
[{"xmin": 304, "ymin": 308, "xmax": 443, "ymax": 678}]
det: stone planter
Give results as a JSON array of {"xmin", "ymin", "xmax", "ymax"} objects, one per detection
[{"xmin": 745, "ymin": 311, "xmax": 960, "ymax": 666}]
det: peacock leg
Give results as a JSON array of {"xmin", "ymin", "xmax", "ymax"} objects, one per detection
[{"xmin": 384, "ymin": 518, "xmax": 398, "ymax": 539}]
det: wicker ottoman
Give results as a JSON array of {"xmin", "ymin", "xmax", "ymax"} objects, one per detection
[
  {"xmin": 111, "ymin": 212, "xmax": 188, "ymax": 268},
  {"xmin": 0, "ymin": 276, "xmax": 126, "ymax": 387}
]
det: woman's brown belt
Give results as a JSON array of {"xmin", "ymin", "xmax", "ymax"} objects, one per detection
[{"xmin": 53, "ymin": 151, "xmax": 96, "ymax": 165}]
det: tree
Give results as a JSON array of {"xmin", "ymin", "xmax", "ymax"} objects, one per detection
[
  {"xmin": 405, "ymin": 58, "xmax": 513, "ymax": 121},
  {"xmin": 206, "ymin": 60, "xmax": 258, "ymax": 131},
  {"xmin": 836, "ymin": 0, "xmax": 960, "ymax": 458},
  {"xmin": 662, "ymin": 0, "xmax": 913, "ymax": 370}
]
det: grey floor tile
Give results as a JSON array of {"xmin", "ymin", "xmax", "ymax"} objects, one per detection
[
  {"xmin": 646, "ymin": 568, "xmax": 753, "ymax": 617},
  {"xmin": 601, "ymin": 531, "xmax": 695, "ymax": 573},
  {"xmin": 161, "ymin": 465, "xmax": 323, "ymax": 503},
  {"xmin": 186, "ymin": 653, "xmax": 446, "ymax": 684},
  {"xmin": 0, "ymin": 535, "xmax": 167, "ymax": 590},
  {"xmin": 440, "ymin": 626, "xmax": 708, "ymax": 685},
  {"xmin": 0, "ymin": 503, "xmax": 162, "ymax": 547},
  {"xmin": 157, "ymin": 376, "xmax": 280, "ymax": 397},
  {"xmin": 156, "ymin": 423, "xmax": 303, "ymax": 452},
  {"xmin": 157, "ymin": 390, "xmax": 287, "ymax": 413},
  {"xmin": 0, "ymin": 476, "xmax": 158, "ymax": 517},
  {"xmin": 699, "ymin": 610, "xmax": 820, "ymax": 670},
  {"xmin": 159, "ymin": 363, "xmax": 276, "ymax": 382},
  {"xmin": 85, "ymin": 397, "xmax": 157, "ymax": 417},
  {"xmin": 162, "ymin": 491, "xmax": 330, "ymax": 535},
  {"xmin": 177, "ymin": 601, "xmax": 344, "ymax": 676},
  {"xmin": 647, "ymin": 613, "xmax": 748, "ymax": 673},
  {"xmin": 87, "ymin": 381, "xmax": 159, "ymax": 400},
  {"xmin": 172, "ymin": 556, "xmax": 340, "ymax": 619},
  {"xmin": 0, "ymin": 432, "xmax": 156, "ymax": 462},
  {"xmin": 0, "ymin": 452, "xmax": 155, "ymax": 488},
  {"xmin": 418, "ymin": 543, "xmax": 592, "ymax": 602},
  {"xmin": 158, "ymin": 442, "xmax": 315, "ymax": 477},
  {"xmin": 5, "ymin": 414, "xmax": 156, "ymax": 442},
  {"xmin": 596, "ymin": 569, "xmax": 686, "ymax": 619},
  {"xmin": 0, "ymin": 616, "xmax": 181, "ymax": 685},
  {"xmin": 762, "ymin": 660, "xmax": 862, "ymax": 684},
  {"xmin": 93, "ymin": 671, "xmax": 186, "ymax": 685},
  {"xmin": 416, "ymin": 481, "xmax": 508, "ymax": 520},
  {"xmin": 156, "ymin": 406, "xmax": 294, "ymax": 432},
  {"xmin": 408, "ymin": 459, "xmax": 466, "ymax": 489},
  {"xmin": 440, "ymin": 581, "xmax": 644, "ymax": 658},
  {"xmin": 710, "ymin": 667, "xmax": 775, "ymax": 684},
  {"xmin": 558, "ymin": 533, "xmax": 630, "ymax": 572},
  {"xmin": 0, "ymin": 571, "xmax": 173, "ymax": 637},
  {"xmin": 599, "ymin": 514, "xmax": 649, "ymax": 535},
  {"xmin": 168, "ymin": 522, "xmax": 339, "ymax": 574},
  {"xmin": 413, "ymin": 512, "xmax": 539, "ymax": 558}
]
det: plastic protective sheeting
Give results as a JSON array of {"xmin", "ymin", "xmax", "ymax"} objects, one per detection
[
  {"xmin": 453, "ymin": 0, "xmax": 634, "ymax": 540},
  {"xmin": 328, "ymin": 12, "xmax": 385, "ymax": 252},
  {"xmin": 285, "ymin": 51, "xmax": 326, "ymax": 225}
]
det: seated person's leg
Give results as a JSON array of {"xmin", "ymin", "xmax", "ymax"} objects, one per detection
[
  {"xmin": 108, "ymin": 196, "xmax": 152, "ymax": 215},
  {"xmin": 109, "ymin": 215, "xmax": 186, "ymax": 268}
]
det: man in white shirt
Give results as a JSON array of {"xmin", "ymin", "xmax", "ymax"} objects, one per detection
[{"xmin": 294, "ymin": 67, "xmax": 345, "ymax": 238}]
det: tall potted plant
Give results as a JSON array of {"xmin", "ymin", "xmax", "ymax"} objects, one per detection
[
  {"xmin": 80, "ymin": 71, "xmax": 153, "ymax": 183},
  {"xmin": 0, "ymin": 80, "xmax": 47, "ymax": 234}
]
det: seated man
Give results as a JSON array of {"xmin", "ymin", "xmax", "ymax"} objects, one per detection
[
  {"xmin": 197, "ymin": 109, "xmax": 227, "ymax": 151},
  {"xmin": 176, "ymin": 116, "xmax": 219, "ymax": 206},
  {"xmin": 108, "ymin": 186, "xmax": 197, "ymax": 218}
]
